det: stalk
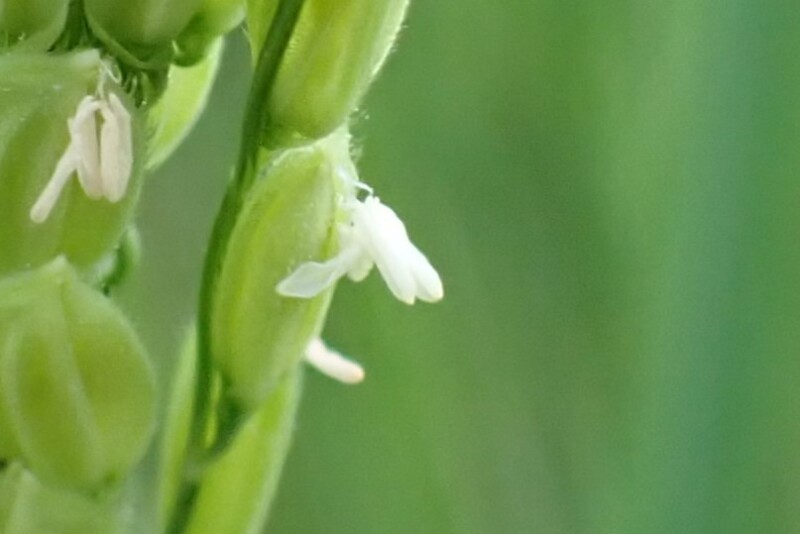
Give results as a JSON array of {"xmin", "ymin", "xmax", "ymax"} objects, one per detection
[{"xmin": 165, "ymin": 1, "xmax": 306, "ymax": 532}]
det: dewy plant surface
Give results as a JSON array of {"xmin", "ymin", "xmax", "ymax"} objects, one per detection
[{"xmin": 0, "ymin": 1, "xmax": 440, "ymax": 532}]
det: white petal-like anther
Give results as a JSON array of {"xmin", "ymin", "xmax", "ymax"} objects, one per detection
[
  {"xmin": 276, "ymin": 136, "xmax": 443, "ymax": 305},
  {"xmin": 276, "ymin": 257, "xmax": 349, "ymax": 298},
  {"xmin": 305, "ymin": 338, "xmax": 365, "ymax": 384},
  {"xmin": 276, "ymin": 231, "xmax": 363, "ymax": 298},
  {"xmin": 69, "ymin": 96, "xmax": 103, "ymax": 199},
  {"xmin": 99, "ymin": 93, "xmax": 133, "ymax": 203},
  {"xmin": 29, "ymin": 146, "xmax": 80, "ymax": 224},
  {"xmin": 352, "ymin": 197, "xmax": 444, "ymax": 305},
  {"xmin": 277, "ymin": 195, "xmax": 443, "ymax": 305},
  {"xmin": 30, "ymin": 90, "xmax": 133, "ymax": 224}
]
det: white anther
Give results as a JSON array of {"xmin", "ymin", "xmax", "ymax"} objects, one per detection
[
  {"xmin": 99, "ymin": 93, "xmax": 133, "ymax": 203},
  {"xmin": 30, "ymin": 90, "xmax": 133, "ymax": 224},
  {"xmin": 278, "ymin": 193, "xmax": 443, "ymax": 305},
  {"xmin": 69, "ymin": 96, "xmax": 103, "ymax": 199},
  {"xmin": 351, "ymin": 196, "xmax": 443, "ymax": 304},
  {"xmin": 305, "ymin": 338, "xmax": 365, "ymax": 385},
  {"xmin": 278, "ymin": 131, "xmax": 442, "ymax": 303},
  {"xmin": 29, "ymin": 146, "xmax": 79, "ymax": 224}
]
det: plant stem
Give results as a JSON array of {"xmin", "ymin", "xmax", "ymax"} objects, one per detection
[{"xmin": 165, "ymin": 1, "xmax": 306, "ymax": 532}]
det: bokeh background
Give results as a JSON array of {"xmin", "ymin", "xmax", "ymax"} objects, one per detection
[{"xmin": 122, "ymin": 2, "xmax": 800, "ymax": 533}]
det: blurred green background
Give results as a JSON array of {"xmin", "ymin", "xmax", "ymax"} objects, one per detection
[{"xmin": 123, "ymin": 1, "xmax": 800, "ymax": 533}]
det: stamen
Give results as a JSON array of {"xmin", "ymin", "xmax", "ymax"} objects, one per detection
[
  {"xmin": 335, "ymin": 165, "xmax": 373, "ymax": 195},
  {"xmin": 99, "ymin": 93, "xmax": 133, "ymax": 203},
  {"xmin": 305, "ymin": 338, "xmax": 365, "ymax": 385},
  {"xmin": 69, "ymin": 96, "xmax": 103, "ymax": 199},
  {"xmin": 30, "ymin": 146, "xmax": 78, "ymax": 224},
  {"xmin": 277, "ymin": 136, "xmax": 443, "ymax": 304},
  {"xmin": 30, "ymin": 88, "xmax": 135, "ymax": 223}
]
